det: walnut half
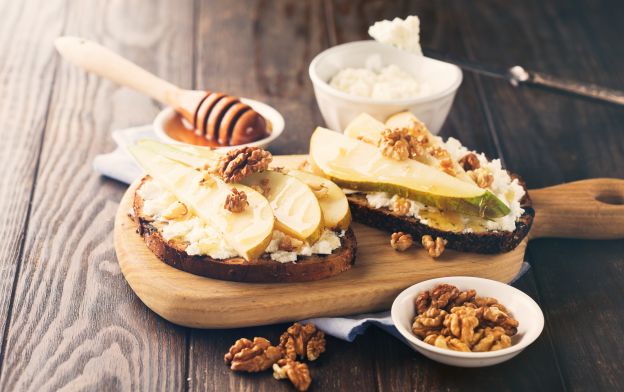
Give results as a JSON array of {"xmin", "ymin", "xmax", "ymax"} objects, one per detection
[
  {"xmin": 273, "ymin": 358, "xmax": 312, "ymax": 392},
  {"xmin": 422, "ymin": 235, "xmax": 447, "ymax": 258},
  {"xmin": 215, "ymin": 147, "xmax": 272, "ymax": 183},
  {"xmin": 279, "ymin": 322, "xmax": 326, "ymax": 362},
  {"xmin": 224, "ymin": 337, "xmax": 282, "ymax": 372},
  {"xmin": 390, "ymin": 231, "xmax": 413, "ymax": 251}
]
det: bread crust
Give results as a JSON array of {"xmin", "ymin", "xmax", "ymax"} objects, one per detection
[
  {"xmin": 347, "ymin": 174, "xmax": 534, "ymax": 254},
  {"xmin": 133, "ymin": 177, "xmax": 356, "ymax": 283}
]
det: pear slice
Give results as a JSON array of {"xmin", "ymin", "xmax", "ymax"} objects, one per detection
[
  {"xmin": 343, "ymin": 112, "xmax": 388, "ymax": 143},
  {"xmin": 136, "ymin": 139, "xmax": 219, "ymax": 169},
  {"xmin": 129, "ymin": 144, "xmax": 274, "ymax": 260},
  {"xmin": 241, "ymin": 171, "xmax": 324, "ymax": 243},
  {"xmin": 309, "ymin": 127, "xmax": 510, "ymax": 219},
  {"xmin": 136, "ymin": 140, "xmax": 325, "ymax": 243},
  {"xmin": 288, "ymin": 169, "xmax": 351, "ymax": 230}
]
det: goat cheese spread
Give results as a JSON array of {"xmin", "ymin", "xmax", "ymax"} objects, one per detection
[
  {"xmin": 363, "ymin": 136, "xmax": 526, "ymax": 233},
  {"xmin": 138, "ymin": 179, "xmax": 342, "ymax": 261},
  {"xmin": 329, "ymin": 65, "xmax": 428, "ymax": 100},
  {"xmin": 368, "ymin": 15, "xmax": 422, "ymax": 55}
]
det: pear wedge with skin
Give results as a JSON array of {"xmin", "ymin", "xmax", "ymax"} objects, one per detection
[
  {"xmin": 241, "ymin": 171, "xmax": 324, "ymax": 243},
  {"xmin": 344, "ymin": 112, "xmax": 474, "ymax": 183},
  {"xmin": 129, "ymin": 145, "xmax": 274, "ymax": 260},
  {"xmin": 309, "ymin": 127, "xmax": 510, "ymax": 219}
]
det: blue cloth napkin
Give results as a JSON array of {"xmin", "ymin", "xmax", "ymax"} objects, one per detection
[{"xmin": 95, "ymin": 126, "xmax": 531, "ymax": 342}]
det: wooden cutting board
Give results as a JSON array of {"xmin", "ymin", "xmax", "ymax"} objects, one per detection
[{"xmin": 114, "ymin": 155, "xmax": 624, "ymax": 328}]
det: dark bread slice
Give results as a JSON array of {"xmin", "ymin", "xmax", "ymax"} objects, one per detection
[
  {"xmin": 347, "ymin": 173, "xmax": 534, "ymax": 254},
  {"xmin": 133, "ymin": 177, "xmax": 356, "ymax": 283}
]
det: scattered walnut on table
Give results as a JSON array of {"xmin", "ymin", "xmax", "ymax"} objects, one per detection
[
  {"xmin": 390, "ymin": 231, "xmax": 413, "ymax": 251},
  {"xmin": 224, "ymin": 337, "xmax": 282, "ymax": 372},
  {"xmin": 421, "ymin": 235, "xmax": 447, "ymax": 258},
  {"xmin": 224, "ymin": 188, "xmax": 249, "ymax": 213},
  {"xmin": 273, "ymin": 358, "xmax": 312, "ymax": 391},
  {"xmin": 214, "ymin": 146, "xmax": 272, "ymax": 183},
  {"xmin": 279, "ymin": 322, "xmax": 326, "ymax": 361},
  {"xmin": 468, "ymin": 167, "xmax": 494, "ymax": 188},
  {"xmin": 458, "ymin": 153, "xmax": 481, "ymax": 171}
]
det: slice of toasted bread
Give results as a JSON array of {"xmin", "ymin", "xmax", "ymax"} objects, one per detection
[
  {"xmin": 132, "ymin": 177, "xmax": 356, "ymax": 283},
  {"xmin": 347, "ymin": 173, "xmax": 534, "ymax": 254}
]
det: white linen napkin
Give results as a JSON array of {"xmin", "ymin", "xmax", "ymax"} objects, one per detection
[{"xmin": 95, "ymin": 125, "xmax": 530, "ymax": 342}]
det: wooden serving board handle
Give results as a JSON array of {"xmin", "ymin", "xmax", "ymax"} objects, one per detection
[{"xmin": 529, "ymin": 178, "xmax": 624, "ymax": 239}]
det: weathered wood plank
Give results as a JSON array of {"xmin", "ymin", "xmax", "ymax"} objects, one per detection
[
  {"xmin": 455, "ymin": 0, "xmax": 624, "ymax": 390},
  {"xmin": 192, "ymin": 0, "xmax": 327, "ymax": 155},
  {"xmin": 0, "ymin": 0, "xmax": 194, "ymax": 390},
  {"xmin": 0, "ymin": 0, "xmax": 67, "ymax": 366}
]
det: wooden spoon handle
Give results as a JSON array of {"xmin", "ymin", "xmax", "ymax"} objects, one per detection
[
  {"xmin": 529, "ymin": 178, "xmax": 624, "ymax": 239},
  {"xmin": 54, "ymin": 36, "xmax": 181, "ymax": 106}
]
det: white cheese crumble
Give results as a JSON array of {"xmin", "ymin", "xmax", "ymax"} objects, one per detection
[
  {"xmin": 329, "ymin": 64, "xmax": 428, "ymax": 100},
  {"xmin": 265, "ymin": 229, "xmax": 343, "ymax": 263},
  {"xmin": 362, "ymin": 136, "xmax": 526, "ymax": 233},
  {"xmin": 137, "ymin": 179, "xmax": 343, "ymax": 261},
  {"xmin": 368, "ymin": 15, "xmax": 423, "ymax": 55}
]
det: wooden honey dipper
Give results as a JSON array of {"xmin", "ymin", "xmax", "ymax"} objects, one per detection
[{"xmin": 54, "ymin": 36, "xmax": 269, "ymax": 146}]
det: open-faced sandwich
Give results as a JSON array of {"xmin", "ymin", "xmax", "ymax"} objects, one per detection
[
  {"xmin": 308, "ymin": 112, "xmax": 533, "ymax": 254},
  {"xmin": 129, "ymin": 140, "xmax": 356, "ymax": 283}
]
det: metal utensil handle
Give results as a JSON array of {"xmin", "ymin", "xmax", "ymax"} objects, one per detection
[{"xmin": 527, "ymin": 71, "xmax": 624, "ymax": 106}]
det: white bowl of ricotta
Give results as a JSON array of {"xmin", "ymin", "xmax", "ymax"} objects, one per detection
[{"xmin": 308, "ymin": 40, "xmax": 462, "ymax": 134}]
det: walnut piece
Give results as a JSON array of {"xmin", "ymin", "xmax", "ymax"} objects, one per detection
[
  {"xmin": 430, "ymin": 283, "xmax": 460, "ymax": 309},
  {"xmin": 458, "ymin": 153, "xmax": 481, "ymax": 171},
  {"xmin": 422, "ymin": 235, "xmax": 447, "ymax": 258},
  {"xmin": 224, "ymin": 188, "xmax": 249, "ymax": 213},
  {"xmin": 224, "ymin": 337, "xmax": 282, "ymax": 372},
  {"xmin": 279, "ymin": 322, "xmax": 326, "ymax": 361},
  {"xmin": 215, "ymin": 147, "xmax": 272, "ymax": 183},
  {"xmin": 278, "ymin": 235, "xmax": 304, "ymax": 252},
  {"xmin": 472, "ymin": 326, "xmax": 512, "ymax": 352},
  {"xmin": 428, "ymin": 147, "xmax": 456, "ymax": 176},
  {"xmin": 469, "ymin": 167, "xmax": 494, "ymax": 188},
  {"xmin": 412, "ymin": 307, "xmax": 448, "ymax": 338},
  {"xmin": 412, "ymin": 284, "xmax": 519, "ymax": 352},
  {"xmin": 273, "ymin": 358, "xmax": 312, "ymax": 392},
  {"xmin": 378, "ymin": 128, "xmax": 428, "ymax": 161},
  {"xmin": 390, "ymin": 231, "xmax": 413, "ymax": 251},
  {"xmin": 414, "ymin": 290, "xmax": 432, "ymax": 315},
  {"xmin": 392, "ymin": 197, "xmax": 411, "ymax": 215}
]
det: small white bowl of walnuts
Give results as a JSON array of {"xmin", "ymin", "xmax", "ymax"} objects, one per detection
[{"xmin": 391, "ymin": 276, "xmax": 544, "ymax": 367}]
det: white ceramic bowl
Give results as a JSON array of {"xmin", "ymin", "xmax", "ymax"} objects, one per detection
[
  {"xmin": 153, "ymin": 98, "xmax": 285, "ymax": 151},
  {"xmin": 391, "ymin": 276, "xmax": 544, "ymax": 367},
  {"xmin": 309, "ymin": 40, "xmax": 462, "ymax": 134}
]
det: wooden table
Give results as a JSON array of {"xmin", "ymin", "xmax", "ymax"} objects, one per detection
[{"xmin": 1, "ymin": 0, "xmax": 622, "ymax": 390}]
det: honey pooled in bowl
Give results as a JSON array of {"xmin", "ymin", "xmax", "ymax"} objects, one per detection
[
  {"xmin": 164, "ymin": 105, "xmax": 272, "ymax": 147},
  {"xmin": 412, "ymin": 283, "xmax": 519, "ymax": 352}
]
